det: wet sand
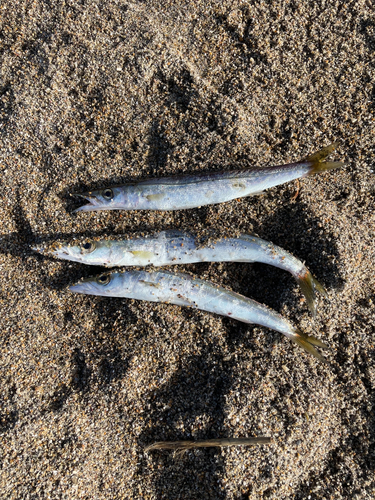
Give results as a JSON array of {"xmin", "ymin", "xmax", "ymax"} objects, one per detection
[{"xmin": 1, "ymin": 1, "xmax": 374, "ymax": 498}]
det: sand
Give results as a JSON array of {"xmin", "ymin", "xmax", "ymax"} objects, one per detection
[{"xmin": 0, "ymin": 0, "xmax": 374, "ymax": 498}]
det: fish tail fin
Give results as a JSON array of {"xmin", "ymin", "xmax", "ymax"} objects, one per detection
[
  {"xmin": 304, "ymin": 142, "xmax": 345, "ymax": 175},
  {"xmin": 291, "ymin": 328, "xmax": 329, "ymax": 363},
  {"xmin": 296, "ymin": 270, "xmax": 328, "ymax": 317}
]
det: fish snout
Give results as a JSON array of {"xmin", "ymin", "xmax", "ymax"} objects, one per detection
[{"xmin": 70, "ymin": 192, "xmax": 100, "ymax": 212}]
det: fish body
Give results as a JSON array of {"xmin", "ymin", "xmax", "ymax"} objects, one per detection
[
  {"xmin": 73, "ymin": 143, "xmax": 344, "ymax": 212},
  {"xmin": 70, "ymin": 269, "xmax": 328, "ymax": 362},
  {"xmin": 36, "ymin": 231, "xmax": 326, "ymax": 316}
]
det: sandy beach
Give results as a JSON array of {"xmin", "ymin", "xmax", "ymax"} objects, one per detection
[{"xmin": 1, "ymin": 1, "xmax": 374, "ymax": 498}]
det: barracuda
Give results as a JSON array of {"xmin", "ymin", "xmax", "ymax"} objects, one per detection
[
  {"xmin": 72, "ymin": 143, "xmax": 344, "ymax": 212},
  {"xmin": 69, "ymin": 269, "xmax": 329, "ymax": 362},
  {"xmin": 35, "ymin": 231, "xmax": 327, "ymax": 317}
]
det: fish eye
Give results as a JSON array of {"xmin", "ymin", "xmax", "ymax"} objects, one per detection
[
  {"xmin": 96, "ymin": 274, "xmax": 111, "ymax": 285},
  {"xmin": 81, "ymin": 241, "xmax": 96, "ymax": 254},
  {"xmin": 102, "ymin": 188, "xmax": 114, "ymax": 200}
]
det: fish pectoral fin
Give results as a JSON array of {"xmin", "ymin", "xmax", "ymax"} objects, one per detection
[
  {"xmin": 176, "ymin": 294, "xmax": 195, "ymax": 307},
  {"xmin": 231, "ymin": 182, "xmax": 247, "ymax": 190},
  {"xmin": 145, "ymin": 193, "xmax": 165, "ymax": 202},
  {"xmin": 139, "ymin": 279, "xmax": 161, "ymax": 288},
  {"xmin": 130, "ymin": 251, "xmax": 155, "ymax": 260}
]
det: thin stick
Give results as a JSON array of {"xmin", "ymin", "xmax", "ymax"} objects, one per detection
[
  {"xmin": 291, "ymin": 179, "xmax": 301, "ymax": 201},
  {"xmin": 145, "ymin": 437, "xmax": 272, "ymax": 452}
]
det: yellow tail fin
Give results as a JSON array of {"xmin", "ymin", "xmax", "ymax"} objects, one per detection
[
  {"xmin": 296, "ymin": 271, "xmax": 328, "ymax": 318},
  {"xmin": 292, "ymin": 329, "xmax": 329, "ymax": 363},
  {"xmin": 304, "ymin": 142, "xmax": 345, "ymax": 175}
]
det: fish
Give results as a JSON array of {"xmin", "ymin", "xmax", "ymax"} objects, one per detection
[
  {"xmin": 145, "ymin": 437, "xmax": 272, "ymax": 452},
  {"xmin": 71, "ymin": 142, "xmax": 344, "ymax": 212},
  {"xmin": 69, "ymin": 269, "xmax": 329, "ymax": 362},
  {"xmin": 35, "ymin": 231, "xmax": 327, "ymax": 316}
]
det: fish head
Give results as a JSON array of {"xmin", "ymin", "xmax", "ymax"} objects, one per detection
[
  {"xmin": 70, "ymin": 272, "xmax": 118, "ymax": 296},
  {"xmin": 72, "ymin": 185, "xmax": 137, "ymax": 212},
  {"xmin": 33, "ymin": 240, "xmax": 111, "ymax": 265}
]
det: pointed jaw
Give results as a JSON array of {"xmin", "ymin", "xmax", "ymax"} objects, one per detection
[
  {"xmin": 69, "ymin": 277, "xmax": 97, "ymax": 294},
  {"xmin": 31, "ymin": 241, "xmax": 76, "ymax": 261},
  {"xmin": 31, "ymin": 244, "xmax": 47, "ymax": 255},
  {"xmin": 69, "ymin": 283, "xmax": 88, "ymax": 294},
  {"xmin": 71, "ymin": 193, "xmax": 101, "ymax": 213}
]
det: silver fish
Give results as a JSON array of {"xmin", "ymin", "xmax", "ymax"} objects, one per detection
[
  {"xmin": 35, "ymin": 231, "xmax": 327, "ymax": 316},
  {"xmin": 70, "ymin": 269, "xmax": 328, "ymax": 362},
  {"xmin": 72, "ymin": 143, "xmax": 344, "ymax": 212}
]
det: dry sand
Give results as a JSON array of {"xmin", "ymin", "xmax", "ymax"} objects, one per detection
[{"xmin": 1, "ymin": 1, "xmax": 375, "ymax": 498}]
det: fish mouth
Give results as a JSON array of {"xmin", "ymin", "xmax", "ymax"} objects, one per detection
[
  {"xmin": 31, "ymin": 244, "xmax": 46, "ymax": 255},
  {"xmin": 70, "ymin": 192, "xmax": 100, "ymax": 212},
  {"xmin": 69, "ymin": 276, "xmax": 96, "ymax": 293},
  {"xmin": 31, "ymin": 242, "xmax": 70, "ymax": 258},
  {"xmin": 69, "ymin": 282, "xmax": 88, "ymax": 294}
]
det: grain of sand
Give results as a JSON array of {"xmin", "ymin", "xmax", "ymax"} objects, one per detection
[{"xmin": 0, "ymin": 1, "xmax": 374, "ymax": 498}]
